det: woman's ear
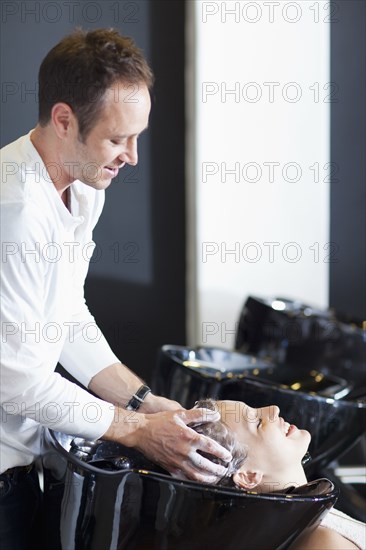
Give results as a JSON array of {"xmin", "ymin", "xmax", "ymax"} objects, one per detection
[{"xmin": 233, "ymin": 469, "xmax": 263, "ymax": 490}]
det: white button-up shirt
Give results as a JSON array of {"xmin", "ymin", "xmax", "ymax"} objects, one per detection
[{"xmin": 0, "ymin": 131, "xmax": 118, "ymax": 472}]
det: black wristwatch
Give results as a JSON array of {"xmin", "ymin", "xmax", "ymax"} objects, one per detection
[{"xmin": 126, "ymin": 384, "xmax": 151, "ymax": 411}]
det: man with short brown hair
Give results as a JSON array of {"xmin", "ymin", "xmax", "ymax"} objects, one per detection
[{"xmin": 0, "ymin": 28, "xmax": 231, "ymax": 548}]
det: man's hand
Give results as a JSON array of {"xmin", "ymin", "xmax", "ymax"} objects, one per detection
[
  {"xmin": 103, "ymin": 406, "xmax": 232, "ymax": 483},
  {"xmin": 140, "ymin": 393, "xmax": 184, "ymax": 414}
]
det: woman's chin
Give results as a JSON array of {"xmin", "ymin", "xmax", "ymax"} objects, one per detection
[{"xmin": 303, "ymin": 429, "xmax": 312, "ymax": 444}]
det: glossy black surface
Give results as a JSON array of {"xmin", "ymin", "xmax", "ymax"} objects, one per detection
[
  {"xmin": 153, "ymin": 347, "xmax": 275, "ymax": 406},
  {"xmin": 44, "ymin": 430, "xmax": 338, "ymax": 550},
  {"xmin": 235, "ymin": 296, "xmax": 366, "ymax": 388},
  {"xmin": 153, "ymin": 346, "xmax": 366, "ymax": 472}
]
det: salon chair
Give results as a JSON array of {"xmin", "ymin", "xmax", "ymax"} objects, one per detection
[
  {"xmin": 43, "ymin": 429, "xmax": 339, "ymax": 550},
  {"xmin": 153, "ymin": 345, "xmax": 366, "ymax": 520},
  {"xmin": 235, "ymin": 296, "xmax": 366, "ymax": 389}
]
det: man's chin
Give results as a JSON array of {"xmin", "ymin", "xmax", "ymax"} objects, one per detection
[{"xmin": 80, "ymin": 178, "xmax": 113, "ymax": 191}]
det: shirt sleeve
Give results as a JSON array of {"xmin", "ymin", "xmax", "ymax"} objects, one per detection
[
  {"xmin": 57, "ymin": 193, "xmax": 121, "ymax": 388},
  {"xmin": 0, "ymin": 203, "xmax": 115, "ymax": 440},
  {"xmin": 58, "ymin": 302, "xmax": 121, "ymax": 389}
]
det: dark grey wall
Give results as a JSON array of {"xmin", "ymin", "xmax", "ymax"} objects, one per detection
[
  {"xmin": 330, "ymin": 0, "xmax": 366, "ymax": 321},
  {"xmin": 85, "ymin": 1, "xmax": 187, "ymax": 382},
  {"xmin": 0, "ymin": 0, "xmax": 186, "ymax": 383}
]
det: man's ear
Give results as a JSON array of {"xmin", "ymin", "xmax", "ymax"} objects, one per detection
[
  {"xmin": 51, "ymin": 103, "xmax": 75, "ymax": 137},
  {"xmin": 233, "ymin": 469, "xmax": 263, "ymax": 490}
]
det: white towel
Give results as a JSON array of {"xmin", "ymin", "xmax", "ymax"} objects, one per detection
[{"xmin": 321, "ymin": 508, "xmax": 366, "ymax": 550}]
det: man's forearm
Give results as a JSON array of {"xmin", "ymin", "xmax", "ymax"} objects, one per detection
[
  {"xmin": 88, "ymin": 362, "xmax": 182, "ymax": 413},
  {"xmin": 89, "ymin": 362, "xmax": 144, "ymax": 407},
  {"xmin": 101, "ymin": 405, "xmax": 147, "ymax": 447}
]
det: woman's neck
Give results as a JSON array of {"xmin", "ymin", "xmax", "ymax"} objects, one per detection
[{"xmin": 258, "ymin": 466, "xmax": 308, "ymax": 494}]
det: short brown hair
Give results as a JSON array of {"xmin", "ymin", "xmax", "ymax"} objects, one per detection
[
  {"xmin": 38, "ymin": 28, "xmax": 154, "ymax": 140},
  {"xmin": 191, "ymin": 399, "xmax": 248, "ymax": 487}
]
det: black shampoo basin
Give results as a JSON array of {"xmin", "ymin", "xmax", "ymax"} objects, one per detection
[{"xmin": 43, "ymin": 429, "xmax": 338, "ymax": 550}]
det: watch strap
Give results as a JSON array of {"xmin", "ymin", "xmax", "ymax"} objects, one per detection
[{"xmin": 126, "ymin": 384, "xmax": 151, "ymax": 411}]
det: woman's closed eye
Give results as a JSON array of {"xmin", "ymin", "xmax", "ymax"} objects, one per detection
[{"xmin": 257, "ymin": 418, "xmax": 262, "ymax": 429}]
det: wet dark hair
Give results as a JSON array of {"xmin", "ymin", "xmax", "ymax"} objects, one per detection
[
  {"xmin": 38, "ymin": 28, "xmax": 154, "ymax": 140},
  {"xmin": 191, "ymin": 398, "xmax": 248, "ymax": 487}
]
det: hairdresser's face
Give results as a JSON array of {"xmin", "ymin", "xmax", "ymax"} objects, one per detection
[
  {"xmin": 218, "ymin": 401, "xmax": 310, "ymax": 481},
  {"xmin": 64, "ymin": 81, "xmax": 151, "ymax": 189}
]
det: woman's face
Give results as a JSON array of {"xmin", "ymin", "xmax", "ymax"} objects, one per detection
[{"xmin": 217, "ymin": 400, "xmax": 311, "ymax": 488}]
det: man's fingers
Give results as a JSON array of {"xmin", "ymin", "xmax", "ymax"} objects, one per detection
[
  {"xmin": 197, "ymin": 434, "xmax": 232, "ymax": 463},
  {"xmin": 188, "ymin": 448, "xmax": 229, "ymax": 477},
  {"xmin": 180, "ymin": 459, "xmax": 228, "ymax": 484},
  {"xmin": 173, "ymin": 408, "xmax": 232, "ymax": 463},
  {"xmin": 169, "ymin": 459, "xmax": 229, "ymax": 485},
  {"xmin": 170, "ymin": 468, "xmax": 188, "ymax": 480},
  {"xmin": 170, "ymin": 465, "xmax": 221, "ymax": 485},
  {"xmin": 178, "ymin": 407, "xmax": 220, "ymax": 425}
]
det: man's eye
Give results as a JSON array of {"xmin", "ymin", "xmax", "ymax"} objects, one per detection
[{"xmin": 110, "ymin": 140, "xmax": 119, "ymax": 145}]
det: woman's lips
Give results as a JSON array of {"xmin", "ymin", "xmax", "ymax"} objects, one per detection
[
  {"xmin": 280, "ymin": 417, "xmax": 297, "ymax": 436},
  {"xmin": 286, "ymin": 425, "xmax": 297, "ymax": 437}
]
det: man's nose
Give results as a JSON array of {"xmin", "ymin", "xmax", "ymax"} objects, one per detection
[{"xmin": 119, "ymin": 139, "xmax": 138, "ymax": 166}]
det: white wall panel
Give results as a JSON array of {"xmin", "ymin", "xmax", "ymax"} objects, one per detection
[{"xmin": 188, "ymin": 1, "xmax": 331, "ymax": 348}]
